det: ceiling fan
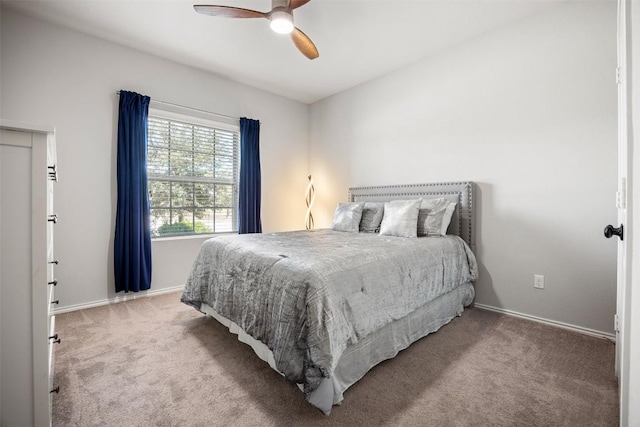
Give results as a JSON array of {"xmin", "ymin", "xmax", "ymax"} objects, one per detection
[{"xmin": 194, "ymin": 0, "xmax": 319, "ymax": 60}]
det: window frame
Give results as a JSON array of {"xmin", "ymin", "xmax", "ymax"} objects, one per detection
[{"xmin": 147, "ymin": 104, "xmax": 240, "ymax": 239}]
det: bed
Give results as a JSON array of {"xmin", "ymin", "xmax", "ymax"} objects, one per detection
[{"xmin": 181, "ymin": 182, "xmax": 478, "ymax": 414}]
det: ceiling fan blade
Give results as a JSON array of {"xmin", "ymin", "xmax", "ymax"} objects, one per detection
[
  {"xmin": 194, "ymin": 5, "xmax": 267, "ymax": 19},
  {"xmin": 290, "ymin": 27, "xmax": 319, "ymax": 60},
  {"xmin": 289, "ymin": 0, "xmax": 311, "ymax": 10}
]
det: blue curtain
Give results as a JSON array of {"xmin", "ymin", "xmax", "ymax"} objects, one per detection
[
  {"xmin": 239, "ymin": 117, "xmax": 262, "ymax": 234},
  {"xmin": 114, "ymin": 90, "xmax": 152, "ymax": 292}
]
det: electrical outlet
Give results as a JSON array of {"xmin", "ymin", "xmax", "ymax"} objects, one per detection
[{"xmin": 534, "ymin": 274, "xmax": 545, "ymax": 289}]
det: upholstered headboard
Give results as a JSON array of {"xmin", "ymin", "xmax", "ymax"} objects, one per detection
[{"xmin": 348, "ymin": 182, "xmax": 475, "ymax": 248}]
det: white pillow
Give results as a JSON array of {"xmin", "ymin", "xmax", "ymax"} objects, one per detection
[
  {"xmin": 417, "ymin": 198, "xmax": 457, "ymax": 236},
  {"xmin": 359, "ymin": 202, "xmax": 385, "ymax": 233},
  {"xmin": 379, "ymin": 199, "xmax": 422, "ymax": 238},
  {"xmin": 331, "ymin": 202, "xmax": 365, "ymax": 232}
]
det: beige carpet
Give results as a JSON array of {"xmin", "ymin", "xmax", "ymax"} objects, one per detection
[{"xmin": 52, "ymin": 291, "xmax": 618, "ymax": 426}]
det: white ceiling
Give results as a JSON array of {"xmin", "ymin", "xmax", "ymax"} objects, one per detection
[{"xmin": 3, "ymin": 0, "xmax": 565, "ymax": 104}]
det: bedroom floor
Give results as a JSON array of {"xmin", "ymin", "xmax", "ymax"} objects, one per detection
[{"xmin": 52, "ymin": 291, "xmax": 618, "ymax": 426}]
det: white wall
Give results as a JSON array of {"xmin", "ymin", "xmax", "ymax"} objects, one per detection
[
  {"xmin": 0, "ymin": 2, "xmax": 620, "ymax": 335},
  {"xmin": 0, "ymin": 7, "xmax": 309, "ymax": 310},
  {"xmin": 309, "ymin": 1, "xmax": 618, "ymax": 334}
]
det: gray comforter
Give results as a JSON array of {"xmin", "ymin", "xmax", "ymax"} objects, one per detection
[{"xmin": 181, "ymin": 229, "xmax": 478, "ymax": 395}]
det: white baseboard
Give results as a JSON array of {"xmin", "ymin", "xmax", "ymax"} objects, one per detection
[
  {"xmin": 53, "ymin": 285, "xmax": 185, "ymax": 315},
  {"xmin": 473, "ymin": 303, "xmax": 616, "ymax": 342},
  {"xmin": 53, "ymin": 289, "xmax": 615, "ymax": 342}
]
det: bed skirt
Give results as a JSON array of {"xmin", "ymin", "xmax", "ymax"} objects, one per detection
[{"xmin": 199, "ymin": 282, "xmax": 474, "ymax": 414}]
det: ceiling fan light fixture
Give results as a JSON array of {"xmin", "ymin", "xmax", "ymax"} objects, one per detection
[
  {"xmin": 270, "ymin": 10, "xmax": 294, "ymax": 34},
  {"xmin": 195, "ymin": 1, "xmax": 318, "ymax": 59}
]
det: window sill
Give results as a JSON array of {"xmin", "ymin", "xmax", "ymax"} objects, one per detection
[{"xmin": 151, "ymin": 232, "xmax": 236, "ymax": 242}]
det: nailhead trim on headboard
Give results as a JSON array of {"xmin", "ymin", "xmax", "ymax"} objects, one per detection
[{"xmin": 347, "ymin": 182, "xmax": 474, "ymax": 248}]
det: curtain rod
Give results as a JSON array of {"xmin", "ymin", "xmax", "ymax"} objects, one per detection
[{"xmin": 116, "ymin": 91, "xmax": 239, "ymax": 122}]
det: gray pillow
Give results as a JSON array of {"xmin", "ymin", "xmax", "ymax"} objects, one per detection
[
  {"xmin": 359, "ymin": 202, "xmax": 385, "ymax": 233},
  {"xmin": 417, "ymin": 198, "xmax": 457, "ymax": 236},
  {"xmin": 379, "ymin": 199, "xmax": 422, "ymax": 238},
  {"xmin": 332, "ymin": 202, "xmax": 365, "ymax": 232}
]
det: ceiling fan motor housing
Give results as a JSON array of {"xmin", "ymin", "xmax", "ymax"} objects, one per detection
[
  {"xmin": 270, "ymin": 0, "xmax": 294, "ymax": 33},
  {"xmin": 272, "ymin": 0, "xmax": 290, "ymax": 10}
]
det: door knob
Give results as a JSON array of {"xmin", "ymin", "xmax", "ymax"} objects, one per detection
[{"xmin": 604, "ymin": 224, "xmax": 623, "ymax": 241}]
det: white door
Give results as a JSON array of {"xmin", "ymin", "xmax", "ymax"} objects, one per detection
[
  {"xmin": 612, "ymin": 1, "xmax": 635, "ymax": 424},
  {"xmin": 612, "ymin": 0, "xmax": 628, "ymax": 375}
]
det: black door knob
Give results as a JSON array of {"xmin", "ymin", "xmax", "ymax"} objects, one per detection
[{"xmin": 604, "ymin": 224, "xmax": 623, "ymax": 240}]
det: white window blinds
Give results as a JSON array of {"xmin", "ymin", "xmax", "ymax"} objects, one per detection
[{"xmin": 147, "ymin": 115, "xmax": 240, "ymax": 237}]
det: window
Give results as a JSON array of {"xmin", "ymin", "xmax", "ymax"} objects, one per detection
[{"xmin": 147, "ymin": 111, "xmax": 240, "ymax": 237}]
